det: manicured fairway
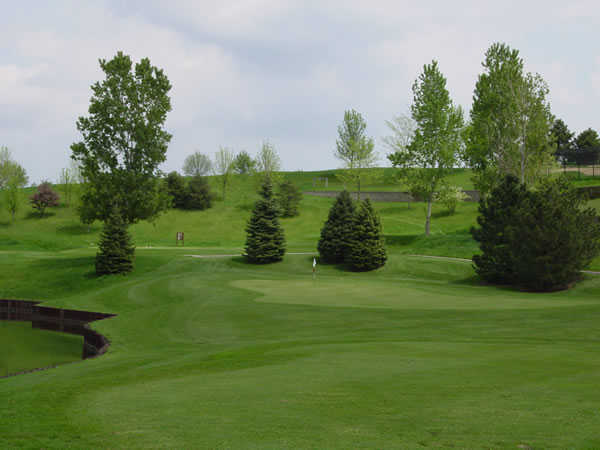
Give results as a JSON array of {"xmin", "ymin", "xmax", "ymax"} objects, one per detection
[
  {"xmin": 2, "ymin": 249, "xmax": 600, "ymax": 448},
  {"xmin": 0, "ymin": 321, "xmax": 82, "ymax": 377}
]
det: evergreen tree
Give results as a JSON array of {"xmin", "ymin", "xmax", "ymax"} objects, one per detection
[
  {"xmin": 471, "ymin": 175, "xmax": 528, "ymax": 284},
  {"xmin": 95, "ymin": 207, "xmax": 135, "ymax": 275},
  {"xmin": 347, "ymin": 199, "xmax": 387, "ymax": 271},
  {"xmin": 183, "ymin": 175, "xmax": 213, "ymax": 210},
  {"xmin": 317, "ymin": 190, "xmax": 356, "ymax": 263},
  {"xmin": 244, "ymin": 177, "xmax": 286, "ymax": 264},
  {"xmin": 165, "ymin": 171, "xmax": 186, "ymax": 208},
  {"xmin": 472, "ymin": 174, "xmax": 600, "ymax": 291},
  {"xmin": 277, "ymin": 179, "xmax": 302, "ymax": 217},
  {"xmin": 510, "ymin": 176, "xmax": 600, "ymax": 291}
]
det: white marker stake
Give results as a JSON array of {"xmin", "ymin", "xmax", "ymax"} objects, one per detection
[{"xmin": 312, "ymin": 257, "xmax": 317, "ymax": 279}]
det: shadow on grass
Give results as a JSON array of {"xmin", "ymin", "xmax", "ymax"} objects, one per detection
[
  {"xmin": 56, "ymin": 224, "xmax": 99, "ymax": 235},
  {"xmin": 431, "ymin": 210, "xmax": 454, "ymax": 219},
  {"xmin": 24, "ymin": 211, "xmax": 56, "ymax": 220},
  {"xmin": 383, "ymin": 234, "xmax": 419, "ymax": 247}
]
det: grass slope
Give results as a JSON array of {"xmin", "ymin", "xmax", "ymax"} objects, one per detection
[
  {"xmin": 0, "ymin": 322, "xmax": 82, "ymax": 377},
  {"xmin": 2, "ymin": 250, "xmax": 600, "ymax": 448},
  {"xmin": 2, "ymin": 169, "xmax": 600, "ymax": 448}
]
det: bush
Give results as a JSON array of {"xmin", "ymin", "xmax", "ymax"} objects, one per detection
[
  {"xmin": 244, "ymin": 177, "xmax": 286, "ymax": 264},
  {"xmin": 435, "ymin": 185, "xmax": 468, "ymax": 214},
  {"xmin": 472, "ymin": 175, "xmax": 600, "ymax": 291},
  {"xmin": 347, "ymin": 199, "xmax": 387, "ymax": 271},
  {"xmin": 471, "ymin": 175, "xmax": 528, "ymax": 285},
  {"xmin": 510, "ymin": 176, "xmax": 600, "ymax": 290},
  {"xmin": 183, "ymin": 175, "xmax": 213, "ymax": 210},
  {"xmin": 165, "ymin": 171, "xmax": 186, "ymax": 208},
  {"xmin": 30, "ymin": 182, "xmax": 60, "ymax": 217},
  {"xmin": 317, "ymin": 190, "xmax": 356, "ymax": 263},
  {"xmin": 277, "ymin": 179, "xmax": 302, "ymax": 217},
  {"xmin": 95, "ymin": 207, "xmax": 135, "ymax": 275}
]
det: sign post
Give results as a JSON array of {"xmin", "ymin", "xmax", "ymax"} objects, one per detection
[{"xmin": 176, "ymin": 232, "xmax": 184, "ymax": 246}]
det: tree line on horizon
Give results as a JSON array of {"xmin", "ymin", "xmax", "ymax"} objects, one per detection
[{"xmin": 1, "ymin": 43, "xmax": 599, "ymax": 288}]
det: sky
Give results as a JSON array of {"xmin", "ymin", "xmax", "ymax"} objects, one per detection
[{"xmin": 2, "ymin": 0, "xmax": 600, "ymax": 184}]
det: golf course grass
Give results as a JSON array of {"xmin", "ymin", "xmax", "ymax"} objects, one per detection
[{"xmin": 2, "ymin": 170, "xmax": 600, "ymax": 448}]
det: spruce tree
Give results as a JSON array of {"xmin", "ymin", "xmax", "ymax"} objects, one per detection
[
  {"xmin": 347, "ymin": 199, "xmax": 387, "ymax": 271},
  {"xmin": 317, "ymin": 190, "xmax": 356, "ymax": 263},
  {"xmin": 471, "ymin": 175, "xmax": 528, "ymax": 284},
  {"xmin": 244, "ymin": 177, "xmax": 286, "ymax": 264},
  {"xmin": 95, "ymin": 207, "xmax": 135, "ymax": 275}
]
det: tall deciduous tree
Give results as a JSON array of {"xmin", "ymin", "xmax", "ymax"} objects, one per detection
[
  {"xmin": 183, "ymin": 152, "xmax": 212, "ymax": 177},
  {"xmin": 335, "ymin": 109, "xmax": 378, "ymax": 200},
  {"xmin": 466, "ymin": 43, "xmax": 554, "ymax": 192},
  {"xmin": 551, "ymin": 119, "xmax": 575, "ymax": 166},
  {"xmin": 0, "ymin": 150, "xmax": 28, "ymax": 221},
  {"xmin": 213, "ymin": 146, "xmax": 235, "ymax": 201},
  {"xmin": 70, "ymin": 52, "xmax": 172, "ymax": 226},
  {"xmin": 388, "ymin": 60, "xmax": 464, "ymax": 236},
  {"xmin": 255, "ymin": 141, "xmax": 282, "ymax": 184},
  {"xmin": 575, "ymin": 128, "xmax": 600, "ymax": 151},
  {"xmin": 244, "ymin": 178, "xmax": 286, "ymax": 263},
  {"xmin": 233, "ymin": 151, "xmax": 256, "ymax": 175}
]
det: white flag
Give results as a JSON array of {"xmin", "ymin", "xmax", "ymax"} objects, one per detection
[{"xmin": 313, "ymin": 257, "xmax": 316, "ymax": 268}]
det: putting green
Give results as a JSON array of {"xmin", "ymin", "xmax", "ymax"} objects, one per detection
[{"xmin": 233, "ymin": 278, "xmax": 599, "ymax": 310}]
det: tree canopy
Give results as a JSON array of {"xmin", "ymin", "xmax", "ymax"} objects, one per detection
[
  {"xmin": 335, "ymin": 109, "xmax": 378, "ymax": 199},
  {"xmin": 466, "ymin": 42, "xmax": 554, "ymax": 193},
  {"xmin": 71, "ymin": 52, "xmax": 172, "ymax": 225},
  {"xmin": 388, "ymin": 60, "xmax": 464, "ymax": 235},
  {"xmin": 183, "ymin": 152, "xmax": 212, "ymax": 177}
]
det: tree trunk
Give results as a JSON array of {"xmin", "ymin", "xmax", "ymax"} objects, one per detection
[{"xmin": 425, "ymin": 196, "xmax": 433, "ymax": 236}]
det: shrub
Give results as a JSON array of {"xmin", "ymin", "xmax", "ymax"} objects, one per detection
[
  {"xmin": 277, "ymin": 179, "xmax": 302, "ymax": 217},
  {"xmin": 30, "ymin": 182, "xmax": 60, "ymax": 217},
  {"xmin": 244, "ymin": 177, "xmax": 286, "ymax": 263},
  {"xmin": 317, "ymin": 190, "xmax": 356, "ymax": 263},
  {"xmin": 165, "ymin": 171, "xmax": 187, "ymax": 208},
  {"xmin": 95, "ymin": 207, "xmax": 135, "ymax": 275},
  {"xmin": 435, "ymin": 185, "xmax": 468, "ymax": 214},
  {"xmin": 183, "ymin": 175, "xmax": 213, "ymax": 210},
  {"xmin": 347, "ymin": 199, "xmax": 387, "ymax": 271},
  {"xmin": 509, "ymin": 176, "xmax": 600, "ymax": 290},
  {"xmin": 472, "ymin": 175, "xmax": 600, "ymax": 291}
]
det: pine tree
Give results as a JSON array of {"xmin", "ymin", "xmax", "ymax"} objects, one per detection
[
  {"xmin": 244, "ymin": 177, "xmax": 286, "ymax": 264},
  {"xmin": 317, "ymin": 190, "xmax": 356, "ymax": 263},
  {"xmin": 471, "ymin": 175, "xmax": 528, "ymax": 284},
  {"xmin": 95, "ymin": 207, "xmax": 135, "ymax": 275},
  {"xmin": 347, "ymin": 199, "xmax": 387, "ymax": 271}
]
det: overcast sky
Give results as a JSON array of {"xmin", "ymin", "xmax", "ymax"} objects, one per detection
[{"xmin": 3, "ymin": 0, "xmax": 600, "ymax": 183}]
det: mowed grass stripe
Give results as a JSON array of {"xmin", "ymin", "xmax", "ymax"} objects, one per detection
[{"xmin": 2, "ymin": 251, "xmax": 600, "ymax": 447}]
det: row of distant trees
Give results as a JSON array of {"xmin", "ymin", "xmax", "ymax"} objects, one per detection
[{"xmin": 551, "ymin": 120, "xmax": 600, "ymax": 167}]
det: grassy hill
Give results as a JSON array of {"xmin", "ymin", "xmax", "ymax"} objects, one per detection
[{"xmin": 2, "ymin": 169, "xmax": 600, "ymax": 448}]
